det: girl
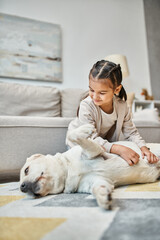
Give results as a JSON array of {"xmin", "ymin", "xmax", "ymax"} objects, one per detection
[{"xmin": 66, "ymin": 60, "xmax": 159, "ymax": 166}]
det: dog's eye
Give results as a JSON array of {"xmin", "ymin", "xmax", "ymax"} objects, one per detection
[{"xmin": 24, "ymin": 167, "xmax": 29, "ymax": 175}]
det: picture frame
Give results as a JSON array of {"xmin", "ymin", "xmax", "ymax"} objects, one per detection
[{"xmin": 0, "ymin": 13, "xmax": 62, "ymax": 82}]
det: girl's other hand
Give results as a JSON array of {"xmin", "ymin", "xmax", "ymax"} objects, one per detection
[
  {"xmin": 110, "ymin": 144, "xmax": 140, "ymax": 166},
  {"xmin": 140, "ymin": 146, "xmax": 159, "ymax": 164}
]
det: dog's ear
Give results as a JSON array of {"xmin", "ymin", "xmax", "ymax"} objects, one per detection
[{"xmin": 26, "ymin": 154, "xmax": 44, "ymax": 162}]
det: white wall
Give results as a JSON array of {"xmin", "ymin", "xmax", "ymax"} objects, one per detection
[{"xmin": 0, "ymin": 0, "xmax": 151, "ymax": 98}]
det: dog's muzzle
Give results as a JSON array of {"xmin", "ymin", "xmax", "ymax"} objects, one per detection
[{"xmin": 20, "ymin": 181, "xmax": 40, "ymax": 196}]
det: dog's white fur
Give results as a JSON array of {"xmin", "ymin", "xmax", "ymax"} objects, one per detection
[{"xmin": 20, "ymin": 124, "xmax": 160, "ymax": 209}]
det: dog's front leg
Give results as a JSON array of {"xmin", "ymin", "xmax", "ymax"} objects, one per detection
[
  {"xmin": 68, "ymin": 124, "xmax": 104, "ymax": 159},
  {"xmin": 78, "ymin": 138, "xmax": 105, "ymax": 159},
  {"xmin": 92, "ymin": 179, "xmax": 114, "ymax": 210}
]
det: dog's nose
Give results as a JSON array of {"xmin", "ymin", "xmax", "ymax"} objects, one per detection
[{"xmin": 20, "ymin": 182, "xmax": 28, "ymax": 193}]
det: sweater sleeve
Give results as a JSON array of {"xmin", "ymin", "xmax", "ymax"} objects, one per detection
[
  {"xmin": 78, "ymin": 101, "xmax": 114, "ymax": 152},
  {"xmin": 122, "ymin": 106, "xmax": 146, "ymax": 148}
]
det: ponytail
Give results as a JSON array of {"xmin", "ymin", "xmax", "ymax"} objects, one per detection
[{"xmin": 118, "ymin": 85, "xmax": 127, "ymax": 101}]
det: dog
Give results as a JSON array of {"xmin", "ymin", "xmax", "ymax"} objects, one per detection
[{"xmin": 20, "ymin": 124, "xmax": 160, "ymax": 209}]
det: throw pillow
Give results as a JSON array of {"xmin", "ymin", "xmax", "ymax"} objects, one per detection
[
  {"xmin": 132, "ymin": 108, "xmax": 160, "ymax": 122},
  {"xmin": 61, "ymin": 89, "xmax": 88, "ymax": 117},
  {"xmin": 0, "ymin": 82, "xmax": 61, "ymax": 117}
]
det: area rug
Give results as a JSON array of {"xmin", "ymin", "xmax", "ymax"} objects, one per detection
[{"xmin": 1, "ymin": 180, "xmax": 160, "ymax": 240}]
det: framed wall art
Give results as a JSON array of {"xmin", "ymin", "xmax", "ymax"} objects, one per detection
[{"xmin": 0, "ymin": 13, "xmax": 62, "ymax": 82}]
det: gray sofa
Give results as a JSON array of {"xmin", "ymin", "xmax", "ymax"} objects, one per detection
[{"xmin": 0, "ymin": 82, "xmax": 160, "ymax": 183}]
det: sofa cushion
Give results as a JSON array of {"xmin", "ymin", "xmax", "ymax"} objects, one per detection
[
  {"xmin": 61, "ymin": 88, "xmax": 88, "ymax": 117},
  {"xmin": 0, "ymin": 82, "xmax": 61, "ymax": 117}
]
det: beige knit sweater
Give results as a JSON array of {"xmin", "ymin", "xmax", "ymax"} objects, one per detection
[{"xmin": 66, "ymin": 96, "xmax": 146, "ymax": 152}]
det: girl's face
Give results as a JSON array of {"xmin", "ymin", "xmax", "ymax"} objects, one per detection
[{"xmin": 89, "ymin": 77, "xmax": 121, "ymax": 107}]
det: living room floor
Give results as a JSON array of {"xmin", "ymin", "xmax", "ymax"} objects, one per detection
[{"xmin": 1, "ymin": 181, "xmax": 160, "ymax": 240}]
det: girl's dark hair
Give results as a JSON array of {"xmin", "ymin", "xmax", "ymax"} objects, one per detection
[{"xmin": 89, "ymin": 60, "xmax": 127, "ymax": 101}]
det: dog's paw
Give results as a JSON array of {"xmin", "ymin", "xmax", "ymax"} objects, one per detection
[
  {"xmin": 68, "ymin": 124, "xmax": 96, "ymax": 142},
  {"xmin": 78, "ymin": 124, "xmax": 96, "ymax": 138},
  {"xmin": 95, "ymin": 185, "xmax": 113, "ymax": 210}
]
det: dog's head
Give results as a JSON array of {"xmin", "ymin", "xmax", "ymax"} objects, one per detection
[{"xmin": 20, "ymin": 153, "xmax": 66, "ymax": 197}]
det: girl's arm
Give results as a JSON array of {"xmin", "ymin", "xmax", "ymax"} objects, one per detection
[
  {"xmin": 110, "ymin": 144, "xmax": 140, "ymax": 166},
  {"xmin": 122, "ymin": 107, "xmax": 158, "ymax": 163},
  {"xmin": 122, "ymin": 107, "xmax": 146, "ymax": 148}
]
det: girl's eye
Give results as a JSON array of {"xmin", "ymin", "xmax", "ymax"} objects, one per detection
[
  {"xmin": 100, "ymin": 92, "xmax": 107, "ymax": 95},
  {"xmin": 24, "ymin": 167, "xmax": 29, "ymax": 175},
  {"xmin": 89, "ymin": 89, "xmax": 94, "ymax": 92}
]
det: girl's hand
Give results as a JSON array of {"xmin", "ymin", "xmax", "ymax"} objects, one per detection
[
  {"xmin": 140, "ymin": 146, "xmax": 159, "ymax": 164},
  {"xmin": 110, "ymin": 144, "xmax": 140, "ymax": 166}
]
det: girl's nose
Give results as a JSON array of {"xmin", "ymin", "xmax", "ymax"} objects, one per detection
[{"xmin": 93, "ymin": 92, "xmax": 100, "ymax": 100}]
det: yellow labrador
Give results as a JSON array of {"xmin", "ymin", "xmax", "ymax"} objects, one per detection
[{"xmin": 20, "ymin": 124, "xmax": 160, "ymax": 209}]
